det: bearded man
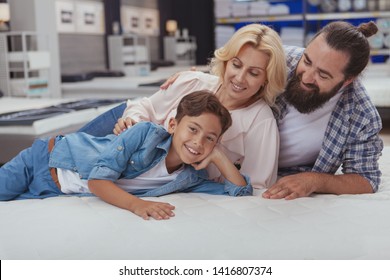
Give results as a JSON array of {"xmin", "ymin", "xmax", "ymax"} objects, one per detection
[{"xmin": 263, "ymin": 21, "xmax": 383, "ymax": 199}]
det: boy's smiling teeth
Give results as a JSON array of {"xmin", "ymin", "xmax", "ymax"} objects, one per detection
[{"xmin": 185, "ymin": 145, "xmax": 200, "ymax": 155}]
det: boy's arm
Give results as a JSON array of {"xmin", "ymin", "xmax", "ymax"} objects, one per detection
[
  {"xmin": 88, "ymin": 179, "xmax": 175, "ymax": 220},
  {"xmin": 193, "ymin": 146, "xmax": 246, "ymax": 187}
]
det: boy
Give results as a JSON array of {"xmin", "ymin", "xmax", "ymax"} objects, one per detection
[{"xmin": 0, "ymin": 91, "xmax": 252, "ymax": 220}]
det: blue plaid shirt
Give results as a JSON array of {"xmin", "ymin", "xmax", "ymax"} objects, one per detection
[{"xmin": 273, "ymin": 46, "xmax": 383, "ymax": 191}]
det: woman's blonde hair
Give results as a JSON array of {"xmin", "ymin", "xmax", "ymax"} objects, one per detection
[{"xmin": 209, "ymin": 23, "xmax": 287, "ymax": 106}]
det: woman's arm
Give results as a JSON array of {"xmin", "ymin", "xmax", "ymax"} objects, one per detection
[{"xmin": 88, "ymin": 179, "xmax": 175, "ymax": 220}]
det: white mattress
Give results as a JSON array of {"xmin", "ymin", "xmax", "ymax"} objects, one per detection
[
  {"xmin": 1, "ymin": 147, "xmax": 390, "ymax": 260},
  {"xmin": 362, "ymin": 63, "xmax": 390, "ymax": 107}
]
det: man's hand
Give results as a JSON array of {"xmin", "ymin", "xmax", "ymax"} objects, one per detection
[
  {"xmin": 262, "ymin": 172, "xmax": 374, "ymax": 200},
  {"xmin": 113, "ymin": 117, "xmax": 137, "ymax": 135},
  {"xmin": 262, "ymin": 172, "xmax": 318, "ymax": 200}
]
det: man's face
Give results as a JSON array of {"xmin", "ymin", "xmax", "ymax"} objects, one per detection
[{"xmin": 285, "ymin": 34, "xmax": 352, "ymax": 114}]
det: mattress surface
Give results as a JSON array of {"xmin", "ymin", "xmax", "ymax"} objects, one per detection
[
  {"xmin": 362, "ymin": 64, "xmax": 390, "ymax": 107},
  {"xmin": 1, "ymin": 147, "xmax": 390, "ymax": 260}
]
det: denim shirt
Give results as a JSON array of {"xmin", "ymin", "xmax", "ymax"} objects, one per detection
[{"xmin": 49, "ymin": 122, "xmax": 252, "ymax": 197}]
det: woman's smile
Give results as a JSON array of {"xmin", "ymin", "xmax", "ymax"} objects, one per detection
[{"xmin": 230, "ymin": 81, "xmax": 246, "ymax": 92}]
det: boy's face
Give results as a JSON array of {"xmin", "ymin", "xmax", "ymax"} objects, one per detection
[{"xmin": 168, "ymin": 113, "xmax": 222, "ymax": 165}]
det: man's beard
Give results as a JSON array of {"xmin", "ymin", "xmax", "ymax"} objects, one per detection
[{"xmin": 284, "ymin": 73, "xmax": 344, "ymax": 114}]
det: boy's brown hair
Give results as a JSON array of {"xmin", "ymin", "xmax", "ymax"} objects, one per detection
[{"xmin": 175, "ymin": 91, "xmax": 232, "ymax": 135}]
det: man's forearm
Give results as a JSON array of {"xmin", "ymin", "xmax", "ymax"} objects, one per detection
[
  {"xmin": 263, "ymin": 172, "xmax": 374, "ymax": 200},
  {"xmin": 315, "ymin": 173, "xmax": 374, "ymax": 195}
]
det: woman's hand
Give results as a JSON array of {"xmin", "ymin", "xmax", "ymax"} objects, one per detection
[
  {"xmin": 159, "ymin": 72, "xmax": 182, "ymax": 90},
  {"xmin": 113, "ymin": 117, "xmax": 137, "ymax": 135},
  {"xmin": 160, "ymin": 67, "xmax": 197, "ymax": 90}
]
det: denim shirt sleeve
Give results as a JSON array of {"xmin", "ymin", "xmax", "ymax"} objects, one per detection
[
  {"xmin": 188, "ymin": 174, "xmax": 253, "ymax": 196},
  {"xmin": 224, "ymin": 174, "xmax": 253, "ymax": 196}
]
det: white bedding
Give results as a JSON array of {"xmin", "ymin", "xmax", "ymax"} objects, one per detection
[
  {"xmin": 1, "ymin": 147, "xmax": 390, "ymax": 260},
  {"xmin": 362, "ymin": 64, "xmax": 390, "ymax": 107}
]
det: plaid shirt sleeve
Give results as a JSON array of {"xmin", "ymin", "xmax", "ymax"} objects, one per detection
[{"xmin": 313, "ymin": 78, "xmax": 383, "ymax": 191}]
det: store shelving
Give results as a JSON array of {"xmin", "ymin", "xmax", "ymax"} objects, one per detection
[
  {"xmin": 163, "ymin": 35, "xmax": 197, "ymax": 66},
  {"xmin": 108, "ymin": 34, "xmax": 150, "ymax": 76},
  {"xmin": 216, "ymin": 14, "xmax": 303, "ymax": 24},
  {"xmin": 214, "ymin": 0, "xmax": 390, "ymax": 60},
  {"xmin": 0, "ymin": 32, "xmax": 51, "ymax": 97},
  {"xmin": 305, "ymin": 10, "xmax": 390, "ymax": 20}
]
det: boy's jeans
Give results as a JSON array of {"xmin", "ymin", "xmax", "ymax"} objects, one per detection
[{"xmin": 0, "ymin": 138, "xmax": 62, "ymax": 200}]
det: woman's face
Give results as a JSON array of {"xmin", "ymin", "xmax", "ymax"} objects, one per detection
[{"xmin": 221, "ymin": 44, "xmax": 269, "ymax": 109}]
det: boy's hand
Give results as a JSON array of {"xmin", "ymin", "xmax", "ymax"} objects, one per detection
[
  {"xmin": 130, "ymin": 199, "xmax": 176, "ymax": 220},
  {"xmin": 191, "ymin": 146, "xmax": 222, "ymax": 170},
  {"xmin": 192, "ymin": 146, "xmax": 247, "ymax": 187}
]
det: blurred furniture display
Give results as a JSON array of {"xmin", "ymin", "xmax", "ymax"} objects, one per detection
[
  {"xmin": 0, "ymin": 32, "xmax": 51, "ymax": 97},
  {"xmin": 108, "ymin": 34, "xmax": 150, "ymax": 76},
  {"xmin": 215, "ymin": 0, "xmax": 390, "ymax": 61},
  {"xmin": 164, "ymin": 30, "xmax": 196, "ymax": 66},
  {"xmin": 0, "ymin": 97, "xmax": 124, "ymax": 164}
]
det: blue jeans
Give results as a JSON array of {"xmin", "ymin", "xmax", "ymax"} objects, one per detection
[
  {"xmin": 0, "ymin": 138, "xmax": 62, "ymax": 200},
  {"xmin": 78, "ymin": 102, "xmax": 127, "ymax": 136}
]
